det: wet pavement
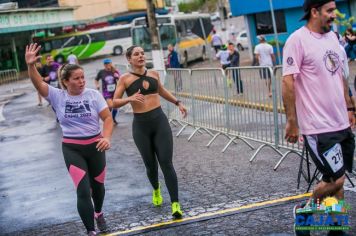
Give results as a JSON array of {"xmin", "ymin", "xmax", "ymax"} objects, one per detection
[{"xmin": 0, "ymin": 58, "xmax": 356, "ymax": 236}]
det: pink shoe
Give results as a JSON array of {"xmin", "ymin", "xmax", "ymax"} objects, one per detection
[{"xmin": 95, "ymin": 213, "xmax": 108, "ymax": 232}]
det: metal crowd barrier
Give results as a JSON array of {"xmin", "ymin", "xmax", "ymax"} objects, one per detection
[
  {"xmin": 163, "ymin": 69, "xmax": 194, "ymax": 135},
  {"xmin": 162, "ymin": 66, "xmax": 306, "ymax": 171},
  {"xmin": 187, "ymin": 68, "xmax": 230, "ymax": 144},
  {"xmin": 223, "ymin": 66, "xmax": 278, "ymax": 153},
  {"xmin": 110, "ymin": 65, "xmax": 308, "ymax": 171},
  {"xmin": 0, "ymin": 69, "xmax": 19, "ymax": 93},
  {"xmin": 155, "ymin": 69, "xmax": 166, "ymax": 86},
  {"xmin": 271, "ymin": 65, "xmax": 304, "ymax": 170}
]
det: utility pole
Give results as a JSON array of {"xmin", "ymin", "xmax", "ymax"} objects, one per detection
[
  {"xmin": 171, "ymin": 0, "xmax": 179, "ymax": 13},
  {"xmin": 218, "ymin": 0, "xmax": 226, "ymax": 31},
  {"xmin": 146, "ymin": 0, "xmax": 165, "ymax": 70},
  {"xmin": 269, "ymin": 0, "xmax": 281, "ymax": 65}
]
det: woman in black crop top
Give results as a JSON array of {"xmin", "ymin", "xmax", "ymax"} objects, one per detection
[{"xmin": 113, "ymin": 46, "xmax": 187, "ymax": 219}]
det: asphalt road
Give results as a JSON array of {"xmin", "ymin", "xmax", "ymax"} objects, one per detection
[{"xmin": 0, "ymin": 53, "xmax": 356, "ymax": 236}]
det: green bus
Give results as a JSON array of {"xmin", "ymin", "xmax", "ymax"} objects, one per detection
[{"xmin": 34, "ymin": 24, "xmax": 132, "ymax": 64}]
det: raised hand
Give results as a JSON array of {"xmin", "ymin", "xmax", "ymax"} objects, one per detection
[
  {"xmin": 25, "ymin": 43, "xmax": 41, "ymax": 65},
  {"xmin": 129, "ymin": 89, "xmax": 145, "ymax": 103}
]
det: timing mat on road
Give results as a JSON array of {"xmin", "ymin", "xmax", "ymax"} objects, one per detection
[{"xmin": 104, "ymin": 193, "xmax": 311, "ymax": 236}]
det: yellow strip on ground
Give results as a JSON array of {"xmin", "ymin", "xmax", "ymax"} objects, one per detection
[{"xmin": 104, "ymin": 193, "xmax": 311, "ymax": 236}]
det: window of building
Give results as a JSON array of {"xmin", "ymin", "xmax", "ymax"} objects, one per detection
[
  {"xmin": 254, "ymin": 10, "xmax": 286, "ymax": 35},
  {"xmin": 9, "ymin": 0, "xmax": 59, "ymax": 8}
]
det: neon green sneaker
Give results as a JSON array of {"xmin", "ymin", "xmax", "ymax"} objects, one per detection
[
  {"xmin": 152, "ymin": 184, "xmax": 163, "ymax": 207},
  {"xmin": 171, "ymin": 202, "xmax": 183, "ymax": 219}
]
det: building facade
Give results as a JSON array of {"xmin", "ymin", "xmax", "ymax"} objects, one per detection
[
  {"xmin": 58, "ymin": 0, "xmax": 167, "ymax": 21},
  {"xmin": 350, "ymin": 0, "xmax": 356, "ymax": 19},
  {"xmin": 0, "ymin": 7, "xmax": 77, "ymax": 71},
  {"xmin": 0, "ymin": 0, "xmax": 170, "ymax": 72},
  {"xmin": 0, "ymin": 0, "xmax": 58, "ymax": 8},
  {"xmin": 229, "ymin": 0, "xmax": 352, "ymax": 62}
]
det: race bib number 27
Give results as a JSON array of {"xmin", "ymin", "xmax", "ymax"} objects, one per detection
[{"xmin": 323, "ymin": 143, "xmax": 343, "ymax": 173}]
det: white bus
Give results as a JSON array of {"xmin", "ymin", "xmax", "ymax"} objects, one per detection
[
  {"xmin": 35, "ymin": 24, "xmax": 132, "ymax": 63},
  {"xmin": 131, "ymin": 13, "xmax": 212, "ymax": 68}
]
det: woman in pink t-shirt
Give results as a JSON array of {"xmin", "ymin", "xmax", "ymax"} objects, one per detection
[{"xmin": 25, "ymin": 43, "xmax": 113, "ymax": 236}]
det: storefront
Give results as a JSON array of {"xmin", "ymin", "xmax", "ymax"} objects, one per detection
[
  {"xmin": 0, "ymin": 7, "xmax": 79, "ymax": 71},
  {"xmin": 229, "ymin": 0, "xmax": 351, "ymax": 60}
]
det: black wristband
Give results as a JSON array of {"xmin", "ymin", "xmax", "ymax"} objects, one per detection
[
  {"xmin": 175, "ymin": 100, "xmax": 181, "ymax": 106},
  {"xmin": 347, "ymin": 107, "xmax": 355, "ymax": 112}
]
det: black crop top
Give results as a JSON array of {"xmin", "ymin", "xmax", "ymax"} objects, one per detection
[{"xmin": 125, "ymin": 71, "xmax": 159, "ymax": 96}]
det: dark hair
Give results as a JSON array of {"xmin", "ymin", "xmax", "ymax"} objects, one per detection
[
  {"xmin": 228, "ymin": 42, "xmax": 234, "ymax": 46},
  {"xmin": 126, "ymin": 45, "xmax": 140, "ymax": 59},
  {"xmin": 58, "ymin": 63, "xmax": 82, "ymax": 89},
  {"xmin": 306, "ymin": 5, "xmax": 323, "ymax": 21},
  {"xmin": 45, "ymin": 54, "xmax": 52, "ymax": 59},
  {"xmin": 345, "ymin": 28, "xmax": 354, "ymax": 35}
]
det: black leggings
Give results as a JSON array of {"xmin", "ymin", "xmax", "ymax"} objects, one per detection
[
  {"xmin": 62, "ymin": 139, "xmax": 106, "ymax": 232},
  {"xmin": 132, "ymin": 107, "xmax": 179, "ymax": 202}
]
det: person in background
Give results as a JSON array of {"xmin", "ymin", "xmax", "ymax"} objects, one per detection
[
  {"xmin": 67, "ymin": 51, "xmax": 79, "ymax": 65},
  {"xmin": 95, "ymin": 58, "xmax": 120, "ymax": 124},
  {"xmin": 166, "ymin": 44, "xmax": 182, "ymax": 91},
  {"xmin": 211, "ymin": 30, "xmax": 223, "ymax": 54},
  {"xmin": 344, "ymin": 28, "xmax": 356, "ymax": 61},
  {"xmin": 227, "ymin": 42, "xmax": 243, "ymax": 95},
  {"xmin": 40, "ymin": 54, "xmax": 61, "ymax": 89},
  {"xmin": 216, "ymin": 44, "xmax": 230, "ymax": 70},
  {"xmin": 229, "ymin": 23, "xmax": 237, "ymax": 41},
  {"xmin": 167, "ymin": 44, "xmax": 180, "ymax": 69},
  {"xmin": 254, "ymin": 35, "xmax": 275, "ymax": 97}
]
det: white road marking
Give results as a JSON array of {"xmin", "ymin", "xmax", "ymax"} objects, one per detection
[
  {"xmin": 0, "ymin": 100, "xmax": 9, "ymax": 122},
  {"xmin": 344, "ymin": 186, "xmax": 356, "ymax": 193}
]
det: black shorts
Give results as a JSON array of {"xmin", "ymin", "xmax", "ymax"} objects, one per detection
[
  {"xmin": 259, "ymin": 68, "xmax": 271, "ymax": 80},
  {"xmin": 304, "ymin": 128, "xmax": 355, "ymax": 182}
]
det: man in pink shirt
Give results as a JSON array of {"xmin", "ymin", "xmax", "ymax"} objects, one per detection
[{"xmin": 282, "ymin": 0, "xmax": 355, "ymax": 235}]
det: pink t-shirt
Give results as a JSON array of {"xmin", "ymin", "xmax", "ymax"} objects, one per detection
[{"xmin": 282, "ymin": 26, "xmax": 349, "ymax": 135}]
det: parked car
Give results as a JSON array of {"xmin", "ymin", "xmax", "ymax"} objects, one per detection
[
  {"xmin": 235, "ymin": 30, "xmax": 249, "ymax": 51},
  {"xmin": 210, "ymin": 12, "xmax": 220, "ymax": 21}
]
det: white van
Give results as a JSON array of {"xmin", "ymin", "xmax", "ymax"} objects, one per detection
[{"xmin": 235, "ymin": 30, "xmax": 249, "ymax": 51}]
